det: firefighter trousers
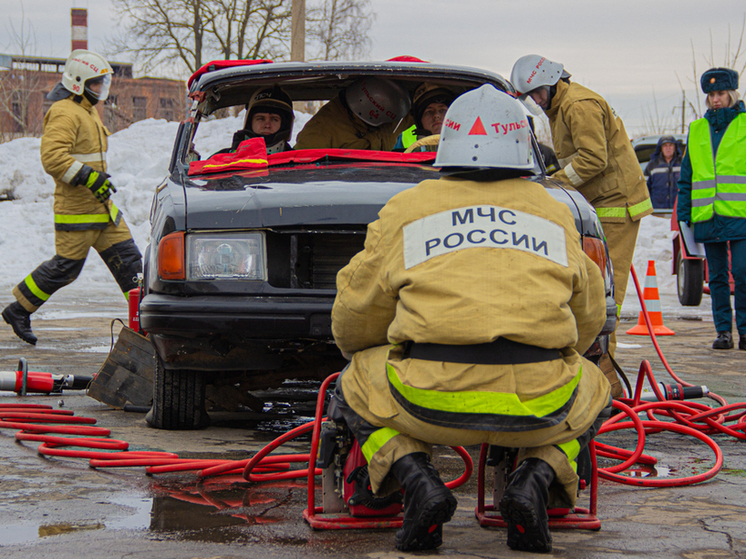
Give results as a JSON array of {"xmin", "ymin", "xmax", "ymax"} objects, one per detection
[
  {"xmin": 332, "ymin": 345, "xmax": 612, "ymax": 508},
  {"xmin": 601, "ymin": 214, "xmax": 641, "ymax": 357},
  {"xmin": 12, "ymin": 219, "xmax": 142, "ymax": 313}
]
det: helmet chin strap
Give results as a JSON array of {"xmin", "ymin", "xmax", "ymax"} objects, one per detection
[
  {"xmin": 83, "ymin": 89, "xmax": 100, "ymax": 106},
  {"xmin": 547, "ymin": 85, "xmax": 557, "ymax": 110}
]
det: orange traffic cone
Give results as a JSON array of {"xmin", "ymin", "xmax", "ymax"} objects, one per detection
[{"xmin": 626, "ymin": 260, "xmax": 675, "ymax": 336}]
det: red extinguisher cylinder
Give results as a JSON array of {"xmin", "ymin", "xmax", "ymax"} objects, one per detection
[{"xmin": 128, "ymin": 287, "xmax": 145, "ymax": 334}]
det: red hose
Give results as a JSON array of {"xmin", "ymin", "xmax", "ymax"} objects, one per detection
[
  {"xmin": 593, "ymin": 264, "xmax": 743, "ymax": 487},
  {"xmin": 4, "ymin": 270, "xmax": 743, "ymax": 494}
]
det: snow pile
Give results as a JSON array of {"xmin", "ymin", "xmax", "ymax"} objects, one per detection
[{"xmin": 0, "ymin": 114, "xmax": 710, "ymax": 322}]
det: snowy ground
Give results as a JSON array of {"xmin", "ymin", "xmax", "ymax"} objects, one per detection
[{"xmin": 0, "ymin": 113, "xmax": 711, "ymax": 326}]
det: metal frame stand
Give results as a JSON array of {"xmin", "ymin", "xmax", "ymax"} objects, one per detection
[
  {"xmin": 475, "ymin": 441, "xmax": 601, "ymax": 531},
  {"xmin": 302, "ymin": 373, "xmax": 403, "ymax": 530}
]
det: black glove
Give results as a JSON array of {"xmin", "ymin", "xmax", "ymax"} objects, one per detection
[{"xmin": 72, "ymin": 165, "xmax": 117, "ymax": 203}]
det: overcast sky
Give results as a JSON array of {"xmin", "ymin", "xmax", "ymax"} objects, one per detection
[{"xmin": 4, "ymin": 0, "xmax": 746, "ymax": 135}]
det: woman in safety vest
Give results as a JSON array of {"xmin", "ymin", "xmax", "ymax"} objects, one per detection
[{"xmin": 677, "ymin": 67, "xmax": 746, "ymax": 350}]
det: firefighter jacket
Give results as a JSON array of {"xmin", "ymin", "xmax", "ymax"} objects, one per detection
[
  {"xmin": 294, "ymin": 96, "xmax": 410, "ymax": 151},
  {"xmin": 645, "ymin": 138, "xmax": 683, "ymax": 209},
  {"xmin": 40, "ymin": 96, "xmax": 120, "ymax": 231},
  {"xmin": 677, "ymin": 102, "xmax": 746, "ymax": 243},
  {"xmin": 545, "ymin": 80, "xmax": 653, "ymax": 223},
  {"xmin": 332, "ymin": 176, "xmax": 610, "ymax": 434}
]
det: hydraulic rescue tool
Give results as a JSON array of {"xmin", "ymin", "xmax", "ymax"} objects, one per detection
[{"xmin": 0, "ymin": 358, "xmax": 91, "ymax": 395}]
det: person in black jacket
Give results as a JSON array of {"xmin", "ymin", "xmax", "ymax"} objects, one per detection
[{"xmin": 645, "ymin": 136, "xmax": 682, "ymax": 209}]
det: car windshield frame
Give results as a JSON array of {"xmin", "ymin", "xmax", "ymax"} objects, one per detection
[{"xmin": 170, "ymin": 60, "xmax": 518, "ymax": 176}]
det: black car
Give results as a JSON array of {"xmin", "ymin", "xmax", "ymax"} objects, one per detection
[{"xmin": 140, "ymin": 59, "xmax": 616, "ymax": 429}]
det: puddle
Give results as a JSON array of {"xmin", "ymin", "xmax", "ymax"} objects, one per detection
[
  {"xmin": 107, "ymin": 496, "xmax": 154, "ymax": 530},
  {"xmin": 36, "ymin": 311, "xmax": 126, "ymax": 321},
  {"xmin": 0, "ymin": 522, "xmax": 105, "ymax": 545},
  {"xmin": 81, "ymin": 345, "xmax": 116, "ymax": 354},
  {"xmin": 0, "ymin": 523, "xmax": 44, "ymax": 545},
  {"xmin": 0, "ymin": 480, "xmax": 302, "ymax": 546},
  {"xmin": 625, "ymin": 464, "xmax": 672, "ymax": 478}
]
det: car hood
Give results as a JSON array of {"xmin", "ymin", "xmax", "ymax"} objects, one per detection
[
  {"xmin": 176, "ymin": 165, "xmax": 600, "ymax": 237},
  {"xmin": 180, "ymin": 164, "xmax": 439, "ymax": 229}
]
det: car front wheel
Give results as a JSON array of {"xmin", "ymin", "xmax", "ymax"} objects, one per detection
[
  {"xmin": 149, "ymin": 356, "xmax": 210, "ymax": 430},
  {"xmin": 677, "ymin": 255, "xmax": 704, "ymax": 307}
]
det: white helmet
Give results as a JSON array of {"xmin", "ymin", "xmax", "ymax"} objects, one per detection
[
  {"xmin": 62, "ymin": 50, "xmax": 113, "ymax": 102},
  {"xmin": 344, "ymin": 77, "xmax": 411, "ymax": 127},
  {"xmin": 434, "ymin": 84, "xmax": 535, "ymax": 171},
  {"xmin": 510, "ymin": 55, "xmax": 570, "ymax": 97}
]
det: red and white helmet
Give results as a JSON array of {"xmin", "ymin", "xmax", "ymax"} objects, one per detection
[
  {"xmin": 62, "ymin": 50, "xmax": 113, "ymax": 101},
  {"xmin": 434, "ymin": 84, "xmax": 535, "ymax": 171},
  {"xmin": 345, "ymin": 77, "xmax": 411, "ymax": 127},
  {"xmin": 510, "ymin": 55, "xmax": 570, "ymax": 97}
]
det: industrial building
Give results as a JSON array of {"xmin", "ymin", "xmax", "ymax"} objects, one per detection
[{"xmin": 0, "ymin": 8, "xmax": 186, "ymax": 142}]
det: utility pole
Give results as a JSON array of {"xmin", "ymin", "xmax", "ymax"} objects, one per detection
[
  {"xmin": 291, "ymin": 0, "xmax": 305, "ymax": 62},
  {"xmin": 681, "ymin": 92, "xmax": 686, "ymax": 134}
]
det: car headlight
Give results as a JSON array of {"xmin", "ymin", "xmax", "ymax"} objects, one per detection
[{"xmin": 186, "ymin": 232, "xmax": 266, "ymax": 280}]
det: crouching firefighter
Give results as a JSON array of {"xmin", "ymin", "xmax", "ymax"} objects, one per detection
[
  {"xmin": 329, "ymin": 85, "xmax": 612, "ymax": 553},
  {"xmin": 2, "ymin": 50, "xmax": 142, "ymax": 345}
]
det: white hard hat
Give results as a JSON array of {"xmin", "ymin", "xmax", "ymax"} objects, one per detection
[
  {"xmin": 62, "ymin": 50, "xmax": 113, "ymax": 101},
  {"xmin": 510, "ymin": 55, "xmax": 570, "ymax": 97},
  {"xmin": 434, "ymin": 84, "xmax": 535, "ymax": 170},
  {"xmin": 345, "ymin": 77, "xmax": 411, "ymax": 127}
]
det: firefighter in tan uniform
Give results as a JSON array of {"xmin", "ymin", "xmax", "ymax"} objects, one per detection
[
  {"xmin": 329, "ymin": 85, "xmax": 611, "ymax": 553},
  {"xmin": 294, "ymin": 76, "xmax": 412, "ymax": 150},
  {"xmin": 2, "ymin": 50, "xmax": 142, "ymax": 345},
  {"xmin": 510, "ymin": 55, "xmax": 653, "ymax": 395}
]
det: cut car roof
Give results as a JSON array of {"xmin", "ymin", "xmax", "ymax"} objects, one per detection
[{"xmin": 188, "ymin": 59, "xmax": 514, "ymax": 115}]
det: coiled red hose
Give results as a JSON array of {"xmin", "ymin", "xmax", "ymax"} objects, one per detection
[{"xmin": 593, "ymin": 263, "xmax": 738, "ymax": 487}]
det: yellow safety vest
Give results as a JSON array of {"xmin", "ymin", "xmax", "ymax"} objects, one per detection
[{"xmin": 689, "ymin": 113, "xmax": 746, "ymax": 222}]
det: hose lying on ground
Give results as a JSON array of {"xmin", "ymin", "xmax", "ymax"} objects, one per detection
[{"xmin": 1, "ymin": 264, "xmax": 742, "ymax": 491}]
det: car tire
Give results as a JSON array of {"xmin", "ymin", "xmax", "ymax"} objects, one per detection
[
  {"xmin": 677, "ymin": 255, "xmax": 704, "ymax": 307},
  {"xmin": 150, "ymin": 356, "xmax": 210, "ymax": 430}
]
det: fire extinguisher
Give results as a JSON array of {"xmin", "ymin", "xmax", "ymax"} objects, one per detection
[{"xmin": 128, "ymin": 273, "xmax": 146, "ymax": 335}]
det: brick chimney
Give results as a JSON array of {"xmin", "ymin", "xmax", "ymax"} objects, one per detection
[{"xmin": 71, "ymin": 8, "xmax": 88, "ymax": 51}]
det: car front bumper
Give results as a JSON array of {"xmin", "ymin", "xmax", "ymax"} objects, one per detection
[{"xmin": 140, "ymin": 293, "xmax": 340, "ymax": 370}]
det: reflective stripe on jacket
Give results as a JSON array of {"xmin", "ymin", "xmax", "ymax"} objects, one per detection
[
  {"xmin": 689, "ymin": 114, "xmax": 746, "ymax": 222},
  {"xmin": 546, "ymin": 80, "xmax": 653, "ymax": 222},
  {"xmin": 40, "ymin": 96, "xmax": 115, "ymax": 231}
]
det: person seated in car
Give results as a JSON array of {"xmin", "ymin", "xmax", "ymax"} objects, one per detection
[
  {"xmin": 231, "ymin": 85, "xmax": 294, "ymax": 154},
  {"xmin": 395, "ymin": 82, "xmax": 455, "ymax": 152},
  {"xmin": 294, "ymin": 77, "xmax": 412, "ymax": 151}
]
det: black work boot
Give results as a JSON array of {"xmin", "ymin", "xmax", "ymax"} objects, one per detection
[
  {"xmin": 498, "ymin": 457, "xmax": 555, "ymax": 553},
  {"xmin": 712, "ymin": 331, "xmax": 733, "ymax": 350},
  {"xmin": 740, "ymin": 335, "xmax": 746, "ymax": 351},
  {"xmin": 2, "ymin": 301, "xmax": 37, "ymax": 345},
  {"xmin": 390, "ymin": 452, "xmax": 457, "ymax": 552}
]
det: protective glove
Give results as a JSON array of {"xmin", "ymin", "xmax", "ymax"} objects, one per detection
[{"xmin": 72, "ymin": 165, "xmax": 117, "ymax": 203}]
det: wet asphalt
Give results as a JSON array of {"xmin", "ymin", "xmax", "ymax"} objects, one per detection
[{"xmin": 1, "ymin": 290, "xmax": 745, "ymax": 558}]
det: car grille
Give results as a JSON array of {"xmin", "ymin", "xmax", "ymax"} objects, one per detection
[{"xmin": 267, "ymin": 231, "xmax": 367, "ymax": 290}]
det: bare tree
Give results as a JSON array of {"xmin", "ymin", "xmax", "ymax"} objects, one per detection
[
  {"xmin": 678, "ymin": 13, "xmax": 746, "ymax": 122},
  {"xmin": 203, "ymin": 0, "xmax": 291, "ymax": 61},
  {"xmin": 640, "ymin": 86, "xmax": 680, "ymax": 135},
  {"xmin": 108, "ymin": 0, "xmax": 372, "ymax": 78},
  {"xmin": 0, "ymin": 2, "xmax": 42, "ymax": 142},
  {"xmin": 108, "ymin": 0, "xmax": 213, "ymax": 76},
  {"xmin": 306, "ymin": 0, "xmax": 374, "ymax": 61}
]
